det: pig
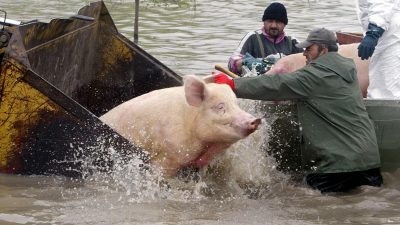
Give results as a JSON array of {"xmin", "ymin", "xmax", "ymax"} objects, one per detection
[
  {"xmin": 100, "ymin": 75, "xmax": 261, "ymax": 177},
  {"xmin": 267, "ymin": 43, "xmax": 370, "ymax": 97}
]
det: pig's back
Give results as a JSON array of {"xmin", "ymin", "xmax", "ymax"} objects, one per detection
[
  {"xmin": 267, "ymin": 43, "xmax": 369, "ymax": 97},
  {"xmin": 338, "ymin": 43, "xmax": 369, "ymax": 97},
  {"xmin": 99, "ymin": 86, "xmax": 186, "ymax": 134}
]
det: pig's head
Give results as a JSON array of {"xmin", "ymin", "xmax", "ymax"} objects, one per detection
[{"xmin": 183, "ymin": 75, "xmax": 261, "ymax": 145}]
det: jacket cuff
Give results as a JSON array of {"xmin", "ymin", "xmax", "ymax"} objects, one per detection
[{"xmin": 369, "ymin": 16, "xmax": 388, "ymax": 31}]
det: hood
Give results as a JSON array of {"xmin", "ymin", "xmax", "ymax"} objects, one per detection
[{"xmin": 311, "ymin": 52, "xmax": 356, "ymax": 83}]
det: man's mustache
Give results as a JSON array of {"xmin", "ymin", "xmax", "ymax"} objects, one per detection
[{"xmin": 269, "ymin": 28, "xmax": 280, "ymax": 35}]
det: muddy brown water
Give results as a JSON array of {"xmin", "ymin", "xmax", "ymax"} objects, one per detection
[{"xmin": 1, "ymin": 1, "xmax": 400, "ymax": 224}]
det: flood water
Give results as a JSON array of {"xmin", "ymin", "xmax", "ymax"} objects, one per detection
[{"xmin": 1, "ymin": 0, "xmax": 400, "ymax": 224}]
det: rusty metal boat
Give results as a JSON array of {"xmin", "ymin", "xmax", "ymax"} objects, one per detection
[{"xmin": 0, "ymin": 1, "xmax": 182, "ymax": 177}]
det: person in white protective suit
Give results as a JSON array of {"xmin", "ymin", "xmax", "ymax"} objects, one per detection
[{"xmin": 357, "ymin": 0, "xmax": 400, "ymax": 99}]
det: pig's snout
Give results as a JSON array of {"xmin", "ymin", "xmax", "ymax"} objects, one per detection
[
  {"xmin": 250, "ymin": 118, "xmax": 262, "ymax": 130},
  {"xmin": 235, "ymin": 113, "xmax": 262, "ymax": 136},
  {"xmin": 246, "ymin": 118, "xmax": 261, "ymax": 134}
]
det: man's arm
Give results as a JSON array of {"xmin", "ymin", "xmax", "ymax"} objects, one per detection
[
  {"xmin": 233, "ymin": 69, "xmax": 317, "ymax": 101},
  {"xmin": 368, "ymin": 0, "xmax": 395, "ymax": 31},
  {"xmin": 228, "ymin": 31, "xmax": 256, "ymax": 74},
  {"xmin": 357, "ymin": 0, "xmax": 394, "ymax": 60}
]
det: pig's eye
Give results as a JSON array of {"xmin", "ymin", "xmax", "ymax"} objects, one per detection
[{"xmin": 212, "ymin": 102, "xmax": 226, "ymax": 114}]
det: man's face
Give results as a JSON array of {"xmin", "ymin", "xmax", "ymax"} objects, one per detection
[
  {"xmin": 303, "ymin": 44, "xmax": 327, "ymax": 65},
  {"xmin": 263, "ymin": 19, "xmax": 285, "ymax": 37}
]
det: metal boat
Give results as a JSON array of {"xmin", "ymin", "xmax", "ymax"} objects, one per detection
[{"xmin": 263, "ymin": 98, "xmax": 400, "ymax": 174}]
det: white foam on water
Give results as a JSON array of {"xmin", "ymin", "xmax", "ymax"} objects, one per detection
[{"xmin": 196, "ymin": 98, "xmax": 291, "ymax": 199}]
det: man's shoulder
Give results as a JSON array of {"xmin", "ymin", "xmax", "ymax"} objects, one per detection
[
  {"xmin": 285, "ymin": 34, "xmax": 300, "ymax": 39},
  {"xmin": 244, "ymin": 29, "xmax": 263, "ymax": 38},
  {"xmin": 243, "ymin": 29, "xmax": 262, "ymax": 34},
  {"xmin": 253, "ymin": 29, "xmax": 263, "ymax": 34},
  {"xmin": 283, "ymin": 35, "xmax": 303, "ymax": 53},
  {"xmin": 239, "ymin": 29, "xmax": 262, "ymax": 43},
  {"xmin": 316, "ymin": 52, "xmax": 343, "ymax": 62},
  {"xmin": 311, "ymin": 52, "xmax": 358, "ymax": 79},
  {"xmin": 329, "ymin": 52, "xmax": 356, "ymax": 65}
]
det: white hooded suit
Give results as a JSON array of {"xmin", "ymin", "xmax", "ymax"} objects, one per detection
[{"xmin": 357, "ymin": 0, "xmax": 400, "ymax": 98}]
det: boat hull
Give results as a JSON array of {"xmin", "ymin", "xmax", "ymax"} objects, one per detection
[
  {"xmin": 336, "ymin": 31, "xmax": 362, "ymax": 44},
  {"xmin": 263, "ymin": 100, "xmax": 400, "ymax": 175}
]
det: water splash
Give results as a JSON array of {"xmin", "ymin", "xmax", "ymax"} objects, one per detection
[
  {"xmin": 64, "ymin": 134, "xmax": 206, "ymax": 204},
  {"xmin": 196, "ymin": 99, "xmax": 291, "ymax": 199},
  {"xmin": 61, "ymin": 98, "xmax": 292, "ymax": 205}
]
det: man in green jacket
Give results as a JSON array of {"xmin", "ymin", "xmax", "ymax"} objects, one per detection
[{"xmin": 215, "ymin": 28, "xmax": 383, "ymax": 193}]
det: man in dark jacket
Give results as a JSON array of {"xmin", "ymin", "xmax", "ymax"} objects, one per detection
[
  {"xmin": 228, "ymin": 2, "xmax": 303, "ymax": 75},
  {"xmin": 217, "ymin": 28, "xmax": 382, "ymax": 193}
]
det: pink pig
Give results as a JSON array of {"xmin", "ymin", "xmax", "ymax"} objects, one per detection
[
  {"xmin": 100, "ymin": 75, "xmax": 261, "ymax": 177},
  {"xmin": 267, "ymin": 43, "xmax": 370, "ymax": 97}
]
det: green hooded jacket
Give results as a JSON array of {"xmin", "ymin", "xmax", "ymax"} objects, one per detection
[{"xmin": 234, "ymin": 52, "xmax": 381, "ymax": 174}]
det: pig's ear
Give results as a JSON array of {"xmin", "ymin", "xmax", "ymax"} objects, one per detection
[{"xmin": 183, "ymin": 75, "xmax": 209, "ymax": 107}]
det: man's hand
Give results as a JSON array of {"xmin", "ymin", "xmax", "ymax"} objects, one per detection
[
  {"xmin": 358, "ymin": 23, "xmax": 385, "ymax": 60},
  {"xmin": 214, "ymin": 72, "xmax": 235, "ymax": 90}
]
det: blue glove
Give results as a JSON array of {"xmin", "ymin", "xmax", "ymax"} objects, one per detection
[
  {"xmin": 358, "ymin": 23, "xmax": 385, "ymax": 60},
  {"xmin": 242, "ymin": 53, "xmax": 267, "ymax": 75}
]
